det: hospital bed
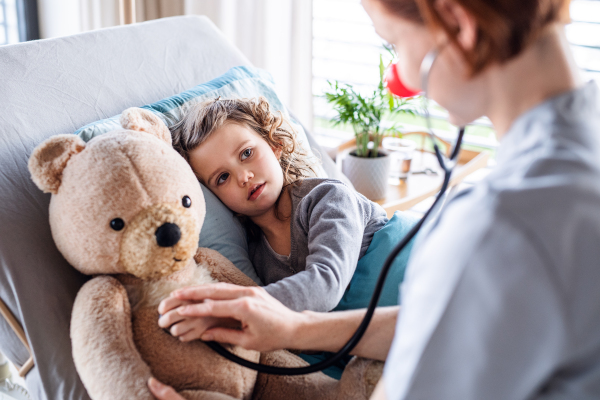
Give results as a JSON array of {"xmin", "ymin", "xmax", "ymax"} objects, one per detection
[{"xmin": 0, "ymin": 16, "xmax": 346, "ymax": 400}]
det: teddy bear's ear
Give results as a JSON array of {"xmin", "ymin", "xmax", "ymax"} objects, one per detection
[
  {"xmin": 120, "ymin": 108, "xmax": 172, "ymax": 146},
  {"xmin": 28, "ymin": 135, "xmax": 86, "ymax": 194}
]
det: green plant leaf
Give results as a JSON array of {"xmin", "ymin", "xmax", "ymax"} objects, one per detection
[{"xmin": 323, "ymin": 53, "xmax": 420, "ymax": 157}]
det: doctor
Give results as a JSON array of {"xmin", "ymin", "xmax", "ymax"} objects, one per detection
[{"xmin": 151, "ymin": 0, "xmax": 600, "ymax": 398}]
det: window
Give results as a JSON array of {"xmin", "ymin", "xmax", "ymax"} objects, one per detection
[
  {"xmin": 312, "ymin": 0, "xmax": 385, "ymax": 153},
  {"xmin": 568, "ymin": 0, "xmax": 600, "ymax": 84},
  {"xmin": 0, "ymin": 0, "xmax": 18, "ymax": 45},
  {"xmin": 312, "ymin": 0, "xmax": 600, "ymax": 155},
  {"xmin": 0, "ymin": 0, "xmax": 39, "ymax": 46}
]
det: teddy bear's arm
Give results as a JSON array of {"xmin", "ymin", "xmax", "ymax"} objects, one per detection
[
  {"xmin": 194, "ymin": 248, "xmax": 257, "ymax": 287},
  {"xmin": 253, "ymin": 351, "xmax": 383, "ymax": 400},
  {"xmin": 71, "ymin": 275, "xmax": 155, "ymax": 400}
]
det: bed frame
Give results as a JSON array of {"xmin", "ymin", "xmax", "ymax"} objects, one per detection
[{"xmin": 0, "ymin": 16, "xmax": 341, "ymax": 400}]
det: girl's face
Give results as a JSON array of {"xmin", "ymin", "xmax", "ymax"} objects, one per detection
[
  {"xmin": 362, "ymin": 0, "xmax": 490, "ymax": 126},
  {"xmin": 189, "ymin": 122, "xmax": 284, "ymax": 219}
]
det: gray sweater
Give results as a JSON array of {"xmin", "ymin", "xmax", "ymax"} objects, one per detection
[{"xmin": 249, "ymin": 178, "xmax": 388, "ymax": 312}]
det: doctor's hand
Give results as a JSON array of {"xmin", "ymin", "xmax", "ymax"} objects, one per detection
[{"xmin": 158, "ymin": 283, "xmax": 303, "ymax": 351}]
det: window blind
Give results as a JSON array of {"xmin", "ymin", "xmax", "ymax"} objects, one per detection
[
  {"xmin": 0, "ymin": 0, "xmax": 18, "ymax": 45},
  {"xmin": 312, "ymin": 0, "xmax": 385, "ymax": 150},
  {"xmin": 312, "ymin": 0, "xmax": 600, "ymax": 152},
  {"xmin": 0, "ymin": 0, "xmax": 38, "ymax": 46},
  {"xmin": 568, "ymin": 0, "xmax": 600, "ymax": 84},
  {"xmin": 0, "ymin": 0, "xmax": 9, "ymax": 45}
]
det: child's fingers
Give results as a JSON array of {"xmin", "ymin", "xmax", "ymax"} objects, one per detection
[
  {"xmin": 177, "ymin": 329, "xmax": 203, "ymax": 342},
  {"xmin": 168, "ymin": 321, "xmax": 195, "ymax": 338},
  {"xmin": 158, "ymin": 308, "xmax": 187, "ymax": 329},
  {"xmin": 158, "ymin": 296, "xmax": 189, "ymax": 315},
  {"xmin": 178, "ymin": 298, "xmax": 248, "ymax": 321},
  {"xmin": 174, "ymin": 283, "xmax": 260, "ymax": 302},
  {"xmin": 148, "ymin": 377, "xmax": 186, "ymax": 400},
  {"xmin": 200, "ymin": 327, "xmax": 247, "ymax": 347},
  {"xmin": 169, "ymin": 317, "xmax": 215, "ymax": 337},
  {"xmin": 175, "ymin": 317, "xmax": 240, "ymax": 342}
]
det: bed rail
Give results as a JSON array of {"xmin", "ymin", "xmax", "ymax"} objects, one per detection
[{"xmin": 0, "ymin": 298, "xmax": 34, "ymax": 377}]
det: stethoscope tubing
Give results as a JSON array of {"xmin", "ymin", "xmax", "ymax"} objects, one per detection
[
  {"xmin": 205, "ymin": 48, "xmax": 466, "ymax": 375},
  {"xmin": 205, "ymin": 126, "xmax": 466, "ymax": 375}
]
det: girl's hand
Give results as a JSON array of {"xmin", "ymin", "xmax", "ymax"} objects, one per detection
[
  {"xmin": 148, "ymin": 378, "xmax": 185, "ymax": 400},
  {"xmin": 158, "ymin": 297, "xmax": 239, "ymax": 342},
  {"xmin": 163, "ymin": 283, "xmax": 305, "ymax": 351}
]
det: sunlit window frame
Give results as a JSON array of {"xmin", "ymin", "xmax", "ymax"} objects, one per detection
[
  {"xmin": 0, "ymin": 0, "xmax": 9, "ymax": 45},
  {"xmin": 311, "ymin": 0, "xmax": 600, "ymax": 155}
]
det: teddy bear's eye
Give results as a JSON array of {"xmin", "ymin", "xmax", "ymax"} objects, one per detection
[
  {"xmin": 182, "ymin": 196, "xmax": 192, "ymax": 208},
  {"xmin": 110, "ymin": 218, "xmax": 125, "ymax": 231}
]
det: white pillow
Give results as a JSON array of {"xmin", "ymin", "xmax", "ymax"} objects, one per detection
[{"xmin": 75, "ymin": 66, "xmax": 326, "ymax": 284}]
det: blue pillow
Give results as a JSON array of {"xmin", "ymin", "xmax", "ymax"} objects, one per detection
[
  {"xmin": 300, "ymin": 211, "xmax": 418, "ymax": 380},
  {"xmin": 75, "ymin": 66, "xmax": 325, "ymax": 285},
  {"xmin": 333, "ymin": 211, "xmax": 419, "ymax": 311}
]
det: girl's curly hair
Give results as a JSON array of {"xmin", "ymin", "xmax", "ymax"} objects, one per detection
[
  {"xmin": 171, "ymin": 96, "xmax": 318, "ymax": 186},
  {"xmin": 171, "ymin": 97, "xmax": 320, "ymax": 242}
]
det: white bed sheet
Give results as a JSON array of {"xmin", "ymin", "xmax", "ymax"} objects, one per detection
[{"xmin": 0, "ymin": 15, "xmax": 341, "ymax": 400}]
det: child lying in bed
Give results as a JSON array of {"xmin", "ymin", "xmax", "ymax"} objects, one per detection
[{"xmin": 158, "ymin": 97, "xmax": 413, "ymax": 341}]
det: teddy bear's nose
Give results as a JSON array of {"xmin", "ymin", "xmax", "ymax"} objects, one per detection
[{"xmin": 155, "ymin": 223, "xmax": 181, "ymax": 247}]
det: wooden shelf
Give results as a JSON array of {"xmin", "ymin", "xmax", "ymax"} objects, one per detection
[{"xmin": 336, "ymin": 133, "xmax": 490, "ymax": 217}]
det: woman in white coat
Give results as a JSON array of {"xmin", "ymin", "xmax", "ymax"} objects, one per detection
[{"xmin": 152, "ymin": 0, "xmax": 600, "ymax": 398}]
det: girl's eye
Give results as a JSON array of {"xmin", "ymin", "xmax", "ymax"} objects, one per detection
[
  {"xmin": 241, "ymin": 148, "xmax": 252, "ymax": 160},
  {"xmin": 217, "ymin": 172, "xmax": 229, "ymax": 185}
]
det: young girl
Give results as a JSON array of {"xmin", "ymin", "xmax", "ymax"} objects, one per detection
[{"xmin": 161, "ymin": 96, "xmax": 413, "ymax": 327}]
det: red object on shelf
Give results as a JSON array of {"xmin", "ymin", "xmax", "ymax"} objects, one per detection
[{"xmin": 385, "ymin": 63, "xmax": 420, "ymax": 98}]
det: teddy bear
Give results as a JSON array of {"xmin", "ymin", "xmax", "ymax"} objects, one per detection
[{"xmin": 27, "ymin": 107, "xmax": 382, "ymax": 400}]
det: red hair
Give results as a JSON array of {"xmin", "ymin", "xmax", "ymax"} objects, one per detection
[{"xmin": 377, "ymin": 0, "xmax": 571, "ymax": 74}]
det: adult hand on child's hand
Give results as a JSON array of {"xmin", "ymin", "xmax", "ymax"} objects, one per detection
[
  {"xmin": 158, "ymin": 296, "xmax": 239, "ymax": 342},
  {"xmin": 148, "ymin": 377, "xmax": 185, "ymax": 400},
  {"xmin": 160, "ymin": 282, "xmax": 305, "ymax": 351}
]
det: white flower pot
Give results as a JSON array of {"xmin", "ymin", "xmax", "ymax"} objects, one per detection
[{"xmin": 341, "ymin": 148, "xmax": 391, "ymax": 201}]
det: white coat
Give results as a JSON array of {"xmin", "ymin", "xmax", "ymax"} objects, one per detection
[{"xmin": 384, "ymin": 82, "xmax": 600, "ymax": 399}]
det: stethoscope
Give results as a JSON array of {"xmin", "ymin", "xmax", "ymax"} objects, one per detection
[{"xmin": 205, "ymin": 49, "xmax": 466, "ymax": 375}]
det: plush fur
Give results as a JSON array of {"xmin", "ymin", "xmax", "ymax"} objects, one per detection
[
  {"xmin": 28, "ymin": 134, "xmax": 85, "ymax": 194},
  {"xmin": 29, "ymin": 107, "xmax": 382, "ymax": 400}
]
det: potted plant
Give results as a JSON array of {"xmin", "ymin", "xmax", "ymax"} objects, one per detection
[{"xmin": 324, "ymin": 55, "xmax": 418, "ymax": 200}]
